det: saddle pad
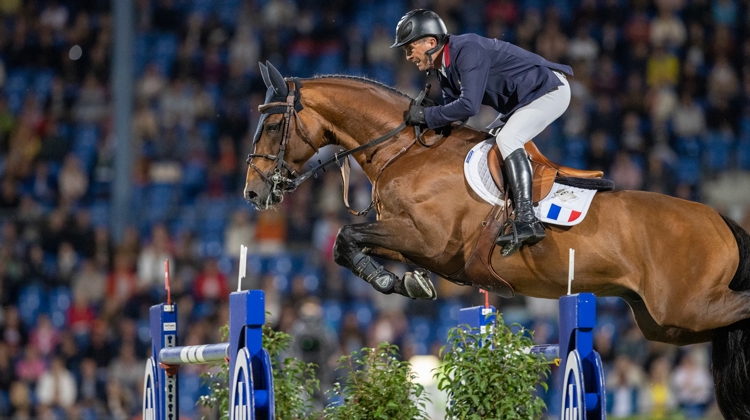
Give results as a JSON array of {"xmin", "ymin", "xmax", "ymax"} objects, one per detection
[
  {"xmin": 464, "ymin": 140, "xmax": 596, "ymax": 227},
  {"xmin": 535, "ymin": 182, "xmax": 596, "ymax": 226},
  {"xmin": 464, "ymin": 140, "xmax": 504, "ymax": 206}
]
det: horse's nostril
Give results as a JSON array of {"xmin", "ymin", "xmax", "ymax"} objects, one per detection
[{"xmin": 246, "ymin": 190, "xmax": 258, "ymax": 200}]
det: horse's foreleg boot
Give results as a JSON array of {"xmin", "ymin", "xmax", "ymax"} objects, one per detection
[
  {"xmin": 352, "ymin": 252, "xmax": 397, "ymax": 293},
  {"xmin": 396, "ymin": 268, "xmax": 437, "ymax": 300}
]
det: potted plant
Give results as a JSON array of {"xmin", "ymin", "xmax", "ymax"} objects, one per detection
[{"xmin": 435, "ymin": 313, "xmax": 551, "ymax": 419}]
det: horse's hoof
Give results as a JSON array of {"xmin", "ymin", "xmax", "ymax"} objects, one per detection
[{"xmin": 402, "ymin": 269, "xmax": 437, "ymax": 300}]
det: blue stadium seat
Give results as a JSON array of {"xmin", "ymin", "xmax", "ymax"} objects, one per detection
[
  {"xmin": 349, "ymin": 301, "xmax": 375, "ymax": 330},
  {"xmin": 738, "ymin": 139, "xmax": 750, "ymax": 170},
  {"xmin": 703, "ymin": 130, "xmax": 732, "ymax": 173},
  {"xmin": 675, "ymin": 135, "xmax": 702, "ymax": 159},
  {"xmin": 322, "ymin": 300, "xmax": 344, "ymax": 332},
  {"xmin": 438, "ymin": 299, "xmax": 464, "ymax": 324},
  {"xmin": 32, "ymin": 70, "xmax": 54, "ymax": 102},
  {"xmin": 73, "ymin": 124, "xmax": 100, "ymax": 172},
  {"xmin": 740, "ymin": 117, "xmax": 750, "ymax": 139},
  {"xmin": 5, "ymin": 68, "xmax": 30, "ymax": 112},
  {"xmin": 151, "ymin": 33, "xmax": 178, "ymax": 75},
  {"xmin": 676, "ymin": 157, "xmax": 701, "ymax": 185},
  {"xmin": 48, "ymin": 287, "xmax": 72, "ymax": 329},
  {"xmin": 18, "ymin": 285, "xmax": 45, "ymax": 327}
]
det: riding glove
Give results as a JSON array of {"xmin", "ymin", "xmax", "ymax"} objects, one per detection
[{"xmin": 404, "ymin": 104, "xmax": 427, "ymax": 127}]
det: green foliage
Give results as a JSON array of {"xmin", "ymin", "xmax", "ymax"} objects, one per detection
[
  {"xmin": 324, "ymin": 342, "xmax": 430, "ymax": 420},
  {"xmin": 199, "ymin": 321, "xmax": 320, "ymax": 420},
  {"xmin": 435, "ymin": 314, "xmax": 551, "ymax": 420}
]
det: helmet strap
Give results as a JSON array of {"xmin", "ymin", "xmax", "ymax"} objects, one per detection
[{"xmin": 425, "ymin": 36, "xmax": 446, "ymax": 74}]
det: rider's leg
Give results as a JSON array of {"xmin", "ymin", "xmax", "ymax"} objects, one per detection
[{"xmin": 494, "ymin": 71, "xmax": 571, "ymax": 254}]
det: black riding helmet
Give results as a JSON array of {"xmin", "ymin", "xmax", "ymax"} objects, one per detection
[{"xmin": 390, "ymin": 9, "xmax": 448, "ymax": 49}]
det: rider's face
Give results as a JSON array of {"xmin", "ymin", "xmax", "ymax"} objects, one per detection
[{"xmin": 404, "ymin": 38, "xmax": 436, "ymax": 71}]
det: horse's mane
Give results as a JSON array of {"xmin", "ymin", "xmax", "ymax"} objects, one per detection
[{"xmin": 309, "ymin": 74, "xmax": 412, "ymax": 99}]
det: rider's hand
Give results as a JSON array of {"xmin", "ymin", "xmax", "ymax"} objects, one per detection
[{"xmin": 404, "ymin": 104, "xmax": 427, "ymax": 127}]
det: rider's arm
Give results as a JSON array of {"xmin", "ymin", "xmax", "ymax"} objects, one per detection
[{"xmin": 425, "ymin": 42, "xmax": 490, "ymax": 129}]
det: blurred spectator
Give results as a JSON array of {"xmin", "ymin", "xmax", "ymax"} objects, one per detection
[
  {"xmin": 253, "ymin": 208, "xmax": 287, "ymax": 255},
  {"xmin": 72, "ymin": 259, "xmax": 106, "ymax": 307},
  {"xmin": 639, "ymin": 356, "xmax": 677, "ymax": 417},
  {"xmin": 15, "ymin": 346, "xmax": 46, "ymax": 385},
  {"xmin": 57, "ymin": 154, "xmax": 89, "ymax": 205},
  {"xmin": 107, "ymin": 344, "xmax": 144, "ymax": 409},
  {"xmin": 288, "ymin": 297, "xmax": 338, "ymax": 404},
  {"xmin": 672, "ymin": 92, "xmax": 707, "ymax": 138},
  {"xmin": 568, "ymin": 26, "xmax": 599, "ymax": 67},
  {"xmin": 8, "ymin": 380, "xmax": 33, "ymax": 418},
  {"xmin": 136, "ymin": 223, "xmax": 173, "ymax": 293},
  {"xmin": 105, "ymin": 251, "xmax": 138, "ymax": 314},
  {"xmin": 35, "ymin": 356, "xmax": 76, "ymax": 411},
  {"xmin": 28, "ymin": 315, "xmax": 59, "ymax": 359},
  {"xmin": 672, "ymin": 346, "xmax": 714, "ymax": 418},
  {"xmin": 76, "ymin": 358, "xmax": 107, "ymax": 418},
  {"xmin": 224, "ymin": 209, "xmax": 255, "ymax": 258},
  {"xmin": 610, "ymin": 152, "xmax": 645, "ymax": 191},
  {"xmin": 1, "ymin": 307, "xmax": 27, "ymax": 359},
  {"xmin": 647, "ymin": 44, "xmax": 680, "ymax": 88},
  {"xmin": 67, "ymin": 291, "xmax": 96, "ymax": 338},
  {"xmin": 606, "ymin": 355, "xmax": 646, "ymax": 418},
  {"xmin": 192, "ymin": 258, "xmax": 229, "ymax": 303},
  {"xmin": 650, "ymin": 7, "xmax": 686, "ymax": 50}
]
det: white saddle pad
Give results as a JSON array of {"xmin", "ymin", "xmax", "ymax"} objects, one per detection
[{"xmin": 464, "ymin": 140, "xmax": 596, "ymax": 227}]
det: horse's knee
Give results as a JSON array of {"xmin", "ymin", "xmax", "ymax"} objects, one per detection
[{"xmin": 333, "ymin": 226, "xmax": 356, "ymax": 265}]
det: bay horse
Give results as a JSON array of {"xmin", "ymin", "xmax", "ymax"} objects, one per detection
[{"xmin": 244, "ymin": 62, "xmax": 750, "ymax": 419}]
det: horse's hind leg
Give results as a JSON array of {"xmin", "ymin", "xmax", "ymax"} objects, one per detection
[
  {"xmin": 621, "ymin": 293, "xmax": 711, "ymax": 345},
  {"xmin": 333, "ymin": 220, "xmax": 437, "ymax": 300}
]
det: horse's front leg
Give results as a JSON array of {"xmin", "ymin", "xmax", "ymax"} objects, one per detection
[{"xmin": 333, "ymin": 220, "xmax": 437, "ymax": 300}]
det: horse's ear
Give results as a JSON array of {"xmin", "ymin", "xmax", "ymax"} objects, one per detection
[
  {"xmin": 265, "ymin": 60, "xmax": 288, "ymax": 97},
  {"xmin": 259, "ymin": 62, "xmax": 272, "ymax": 89}
]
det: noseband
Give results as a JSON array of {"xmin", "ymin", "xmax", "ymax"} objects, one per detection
[{"xmin": 246, "ymin": 79, "xmax": 316, "ymax": 199}]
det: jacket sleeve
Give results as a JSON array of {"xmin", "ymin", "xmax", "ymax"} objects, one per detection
[{"xmin": 425, "ymin": 42, "xmax": 490, "ymax": 129}]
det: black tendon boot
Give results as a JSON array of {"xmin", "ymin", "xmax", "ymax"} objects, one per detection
[
  {"xmin": 495, "ymin": 148, "xmax": 546, "ymax": 256},
  {"xmin": 352, "ymin": 253, "xmax": 436, "ymax": 300}
]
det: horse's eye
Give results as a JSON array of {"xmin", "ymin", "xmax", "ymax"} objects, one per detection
[{"xmin": 267, "ymin": 123, "xmax": 280, "ymax": 132}]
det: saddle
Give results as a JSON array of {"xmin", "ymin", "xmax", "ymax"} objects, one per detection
[
  {"xmin": 488, "ymin": 141, "xmax": 604, "ymax": 203},
  {"xmin": 446, "ymin": 141, "xmax": 604, "ymax": 298}
]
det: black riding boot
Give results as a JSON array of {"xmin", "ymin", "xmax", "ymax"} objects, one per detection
[{"xmin": 495, "ymin": 148, "xmax": 546, "ymax": 255}]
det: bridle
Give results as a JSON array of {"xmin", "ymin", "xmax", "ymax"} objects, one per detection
[
  {"xmin": 248, "ymin": 78, "xmax": 450, "ymax": 215},
  {"xmin": 246, "ymin": 79, "xmax": 317, "ymax": 200}
]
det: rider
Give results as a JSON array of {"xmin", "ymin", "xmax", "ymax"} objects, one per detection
[{"xmin": 392, "ymin": 9, "xmax": 573, "ymax": 256}]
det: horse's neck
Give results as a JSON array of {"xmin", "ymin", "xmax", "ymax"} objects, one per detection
[{"xmin": 305, "ymin": 80, "xmax": 413, "ymax": 180}]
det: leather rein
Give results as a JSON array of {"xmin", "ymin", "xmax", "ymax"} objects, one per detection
[{"xmin": 247, "ymin": 79, "xmax": 429, "ymax": 214}]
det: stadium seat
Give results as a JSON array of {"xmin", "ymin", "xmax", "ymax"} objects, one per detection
[
  {"xmin": 737, "ymin": 139, "xmax": 750, "ymax": 170},
  {"xmin": 704, "ymin": 132, "xmax": 732, "ymax": 174},
  {"xmin": 322, "ymin": 300, "xmax": 344, "ymax": 332},
  {"xmin": 18, "ymin": 285, "xmax": 45, "ymax": 327},
  {"xmin": 48, "ymin": 287, "xmax": 72, "ymax": 329}
]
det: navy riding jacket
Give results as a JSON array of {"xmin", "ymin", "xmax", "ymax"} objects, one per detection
[{"xmin": 424, "ymin": 33, "xmax": 573, "ymax": 130}]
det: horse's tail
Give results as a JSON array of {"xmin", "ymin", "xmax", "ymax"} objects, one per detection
[{"xmin": 712, "ymin": 215, "xmax": 750, "ymax": 420}]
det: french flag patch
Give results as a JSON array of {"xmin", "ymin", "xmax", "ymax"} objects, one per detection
[
  {"xmin": 545, "ymin": 203, "xmax": 582, "ymax": 223},
  {"xmin": 535, "ymin": 183, "xmax": 597, "ymax": 227}
]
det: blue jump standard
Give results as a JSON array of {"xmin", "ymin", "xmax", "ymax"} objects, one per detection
[
  {"xmin": 458, "ymin": 293, "xmax": 606, "ymax": 420},
  {"xmin": 143, "ymin": 290, "xmax": 275, "ymax": 420}
]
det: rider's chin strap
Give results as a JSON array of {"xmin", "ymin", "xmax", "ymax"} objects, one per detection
[{"xmin": 425, "ymin": 36, "xmax": 447, "ymax": 76}]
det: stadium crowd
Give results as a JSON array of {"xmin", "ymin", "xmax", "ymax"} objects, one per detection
[{"xmin": 1, "ymin": 0, "xmax": 750, "ymax": 418}]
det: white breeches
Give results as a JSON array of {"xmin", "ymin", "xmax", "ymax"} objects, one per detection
[{"xmin": 495, "ymin": 71, "xmax": 571, "ymax": 158}]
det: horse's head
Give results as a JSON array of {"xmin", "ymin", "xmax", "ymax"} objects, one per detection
[{"xmin": 244, "ymin": 62, "xmax": 320, "ymax": 209}]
